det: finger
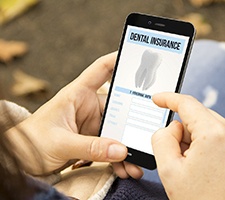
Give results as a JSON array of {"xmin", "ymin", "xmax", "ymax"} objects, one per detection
[
  {"xmin": 124, "ymin": 162, "xmax": 143, "ymax": 179},
  {"xmin": 98, "ymin": 94, "xmax": 107, "ymax": 114},
  {"xmin": 152, "ymin": 121, "xmax": 183, "ymax": 169},
  {"xmin": 76, "ymin": 52, "xmax": 117, "ymax": 91},
  {"xmin": 152, "ymin": 92, "xmax": 207, "ymax": 119},
  {"xmin": 181, "ymin": 124, "xmax": 191, "ymax": 144},
  {"xmin": 152, "ymin": 92, "xmax": 218, "ymax": 133},
  {"xmin": 112, "ymin": 162, "xmax": 129, "ymax": 179},
  {"xmin": 62, "ymin": 134, "xmax": 127, "ymax": 162},
  {"xmin": 208, "ymin": 108, "xmax": 225, "ymax": 124}
]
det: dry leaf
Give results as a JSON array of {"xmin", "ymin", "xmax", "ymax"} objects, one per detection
[
  {"xmin": 189, "ymin": 0, "xmax": 225, "ymax": 7},
  {"xmin": 0, "ymin": 0, "xmax": 39, "ymax": 25},
  {"xmin": 11, "ymin": 69, "xmax": 49, "ymax": 96},
  {"xmin": 0, "ymin": 39, "xmax": 28, "ymax": 63},
  {"xmin": 180, "ymin": 13, "xmax": 212, "ymax": 37}
]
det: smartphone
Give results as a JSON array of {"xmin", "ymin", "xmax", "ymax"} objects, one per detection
[{"xmin": 99, "ymin": 13, "xmax": 195, "ymax": 170}]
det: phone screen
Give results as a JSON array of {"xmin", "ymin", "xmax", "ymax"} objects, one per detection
[{"xmin": 99, "ymin": 13, "xmax": 195, "ymax": 169}]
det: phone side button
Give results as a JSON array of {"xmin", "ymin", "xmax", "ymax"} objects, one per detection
[{"xmin": 127, "ymin": 152, "xmax": 132, "ymax": 156}]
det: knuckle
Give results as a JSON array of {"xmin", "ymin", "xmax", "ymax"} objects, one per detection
[
  {"xmin": 184, "ymin": 94, "xmax": 196, "ymax": 100},
  {"xmin": 88, "ymin": 139, "xmax": 104, "ymax": 161},
  {"xmin": 181, "ymin": 95, "xmax": 198, "ymax": 105},
  {"xmin": 211, "ymin": 123, "xmax": 225, "ymax": 141}
]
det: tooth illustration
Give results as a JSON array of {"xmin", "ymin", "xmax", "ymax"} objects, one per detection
[{"xmin": 135, "ymin": 50, "xmax": 162, "ymax": 90}]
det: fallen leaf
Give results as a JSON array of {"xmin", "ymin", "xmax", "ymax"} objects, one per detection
[
  {"xmin": 11, "ymin": 69, "xmax": 49, "ymax": 96},
  {"xmin": 180, "ymin": 13, "xmax": 212, "ymax": 37},
  {"xmin": 0, "ymin": 0, "xmax": 39, "ymax": 25},
  {"xmin": 0, "ymin": 39, "xmax": 28, "ymax": 63},
  {"xmin": 189, "ymin": 0, "xmax": 225, "ymax": 7}
]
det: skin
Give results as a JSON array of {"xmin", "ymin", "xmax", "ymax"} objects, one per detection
[
  {"xmin": 152, "ymin": 92, "xmax": 225, "ymax": 200},
  {"xmin": 5, "ymin": 52, "xmax": 225, "ymax": 199},
  {"xmin": 5, "ymin": 52, "xmax": 143, "ymax": 179},
  {"xmin": 8, "ymin": 50, "xmax": 225, "ymax": 199}
]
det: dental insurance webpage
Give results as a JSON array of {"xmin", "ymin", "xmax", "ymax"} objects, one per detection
[{"xmin": 101, "ymin": 25, "xmax": 189, "ymax": 155}]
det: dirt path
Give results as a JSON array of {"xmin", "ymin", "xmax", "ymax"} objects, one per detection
[{"xmin": 1, "ymin": 0, "xmax": 225, "ymax": 111}]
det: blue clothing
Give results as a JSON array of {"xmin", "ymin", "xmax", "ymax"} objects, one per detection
[
  {"xmin": 0, "ymin": 174, "xmax": 70, "ymax": 200},
  {"xmin": 28, "ymin": 177, "xmax": 69, "ymax": 200},
  {"xmin": 3, "ymin": 39, "xmax": 223, "ymax": 200},
  {"xmin": 104, "ymin": 177, "xmax": 168, "ymax": 200},
  {"xmin": 107, "ymin": 39, "xmax": 225, "ymax": 199},
  {"xmin": 179, "ymin": 39, "xmax": 225, "ymax": 117}
]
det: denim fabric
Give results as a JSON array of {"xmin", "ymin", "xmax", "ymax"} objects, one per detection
[
  {"xmin": 142, "ymin": 39, "xmax": 225, "ymax": 183},
  {"xmin": 179, "ymin": 39, "xmax": 225, "ymax": 117}
]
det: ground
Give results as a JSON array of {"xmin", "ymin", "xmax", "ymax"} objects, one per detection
[{"xmin": 0, "ymin": 0, "xmax": 225, "ymax": 112}]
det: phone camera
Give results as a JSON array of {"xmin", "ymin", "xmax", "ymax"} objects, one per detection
[{"xmin": 148, "ymin": 21, "xmax": 152, "ymax": 25}]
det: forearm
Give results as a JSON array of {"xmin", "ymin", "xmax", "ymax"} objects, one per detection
[
  {"xmin": 0, "ymin": 100, "xmax": 35, "ymax": 172},
  {"xmin": 0, "ymin": 100, "xmax": 30, "ymax": 131},
  {"xmin": 0, "ymin": 100, "xmax": 47, "ymax": 175}
]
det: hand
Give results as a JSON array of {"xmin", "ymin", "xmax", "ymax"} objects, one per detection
[
  {"xmin": 7, "ymin": 52, "xmax": 142, "ymax": 179},
  {"xmin": 152, "ymin": 92, "xmax": 225, "ymax": 200}
]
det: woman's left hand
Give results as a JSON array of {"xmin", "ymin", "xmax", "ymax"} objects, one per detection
[{"xmin": 7, "ymin": 52, "xmax": 143, "ymax": 179}]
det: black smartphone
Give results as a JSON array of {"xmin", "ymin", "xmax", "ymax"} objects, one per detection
[{"xmin": 99, "ymin": 13, "xmax": 195, "ymax": 170}]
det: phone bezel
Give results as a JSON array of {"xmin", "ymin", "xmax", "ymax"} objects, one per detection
[{"xmin": 99, "ymin": 13, "xmax": 195, "ymax": 170}]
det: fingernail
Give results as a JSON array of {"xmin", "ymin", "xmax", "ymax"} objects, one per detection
[{"xmin": 108, "ymin": 144, "xmax": 127, "ymax": 160}]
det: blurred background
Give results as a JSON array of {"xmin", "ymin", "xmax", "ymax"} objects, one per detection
[{"xmin": 0, "ymin": 0, "xmax": 225, "ymax": 112}]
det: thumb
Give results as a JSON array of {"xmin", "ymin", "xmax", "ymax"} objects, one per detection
[
  {"xmin": 152, "ymin": 121, "xmax": 183, "ymax": 168},
  {"xmin": 63, "ymin": 134, "xmax": 128, "ymax": 162}
]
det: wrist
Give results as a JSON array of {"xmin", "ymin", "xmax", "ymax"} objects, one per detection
[{"xmin": 4, "ymin": 122, "xmax": 42, "ymax": 175}]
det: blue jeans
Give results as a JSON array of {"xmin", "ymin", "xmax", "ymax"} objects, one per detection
[{"xmin": 142, "ymin": 39, "xmax": 225, "ymax": 182}]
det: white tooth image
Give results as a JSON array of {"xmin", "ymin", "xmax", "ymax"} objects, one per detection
[{"xmin": 135, "ymin": 49, "xmax": 162, "ymax": 90}]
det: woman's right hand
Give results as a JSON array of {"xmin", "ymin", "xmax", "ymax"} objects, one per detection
[{"xmin": 152, "ymin": 92, "xmax": 225, "ymax": 200}]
